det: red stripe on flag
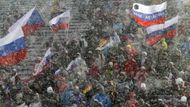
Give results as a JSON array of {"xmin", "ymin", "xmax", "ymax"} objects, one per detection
[
  {"xmin": 164, "ymin": 30, "xmax": 176, "ymax": 39},
  {"xmin": 0, "ymin": 49, "xmax": 27, "ymax": 65},
  {"xmin": 147, "ymin": 35, "xmax": 163, "ymax": 46},
  {"xmin": 59, "ymin": 22, "xmax": 69, "ymax": 30},
  {"xmin": 133, "ymin": 16, "xmax": 165, "ymax": 27},
  {"xmin": 51, "ymin": 22, "xmax": 69, "ymax": 32},
  {"xmin": 22, "ymin": 24, "xmax": 45, "ymax": 36}
]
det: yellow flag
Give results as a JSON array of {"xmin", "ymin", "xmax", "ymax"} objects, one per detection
[
  {"xmin": 82, "ymin": 84, "xmax": 92, "ymax": 94},
  {"xmin": 98, "ymin": 38, "xmax": 109, "ymax": 48}
]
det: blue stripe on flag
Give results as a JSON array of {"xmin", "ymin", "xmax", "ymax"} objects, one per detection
[
  {"xmin": 26, "ymin": 10, "xmax": 45, "ymax": 25},
  {"xmin": 0, "ymin": 37, "xmax": 26, "ymax": 56},
  {"xmin": 133, "ymin": 10, "xmax": 166, "ymax": 21},
  {"xmin": 147, "ymin": 25, "xmax": 176, "ymax": 38}
]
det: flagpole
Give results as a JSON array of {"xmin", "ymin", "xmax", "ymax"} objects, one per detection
[
  {"xmin": 66, "ymin": 23, "xmax": 70, "ymax": 42},
  {"xmin": 66, "ymin": 9, "xmax": 71, "ymax": 43},
  {"xmin": 174, "ymin": 15, "xmax": 179, "ymax": 48},
  {"xmin": 66, "ymin": 28, "xmax": 69, "ymax": 39}
]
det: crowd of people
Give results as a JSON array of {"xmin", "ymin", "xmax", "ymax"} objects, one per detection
[{"xmin": 0, "ymin": 0, "xmax": 190, "ymax": 107}]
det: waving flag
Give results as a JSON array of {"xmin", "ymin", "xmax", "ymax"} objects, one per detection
[
  {"xmin": 96, "ymin": 33, "xmax": 121, "ymax": 52},
  {"xmin": 132, "ymin": 2, "xmax": 167, "ymax": 27},
  {"xmin": 0, "ymin": 28, "xmax": 26, "ymax": 65},
  {"xmin": 146, "ymin": 23, "xmax": 164, "ymax": 45},
  {"xmin": 146, "ymin": 16, "xmax": 178, "ymax": 45},
  {"xmin": 97, "ymin": 38, "xmax": 109, "ymax": 48},
  {"xmin": 163, "ymin": 16, "xmax": 178, "ymax": 39},
  {"xmin": 33, "ymin": 48, "xmax": 52, "ymax": 76},
  {"xmin": 8, "ymin": 7, "xmax": 45, "ymax": 36},
  {"xmin": 49, "ymin": 10, "xmax": 71, "ymax": 32}
]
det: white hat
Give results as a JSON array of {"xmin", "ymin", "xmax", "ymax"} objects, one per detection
[
  {"xmin": 91, "ymin": 26, "xmax": 95, "ymax": 29},
  {"xmin": 141, "ymin": 66, "xmax": 146, "ymax": 70},
  {"xmin": 71, "ymin": 104, "xmax": 77, "ymax": 107},
  {"xmin": 96, "ymin": 47, "xmax": 102, "ymax": 51},
  {"xmin": 169, "ymin": 62, "xmax": 174, "ymax": 65},
  {"xmin": 142, "ymin": 51, "xmax": 147, "ymax": 56},
  {"xmin": 180, "ymin": 96, "xmax": 187, "ymax": 103},
  {"xmin": 188, "ymin": 37, "xmax": 190, "ymax": 41},
  {"xmin": 47, "ymin": 86, "xmax": 54, "ymax": 94},
  {"xmin": 77, "ymin": 53, "xmax": 81, "ymax": 57},
  {"xmin": 175, "ymin": 78, "xmax": 184, "ymax": 85},
  {"xmin": 109, "ymin": 62, "xmax": 113, "ymax": 67},
  {"xmin": 179, "ymin": 71, "xmax": 185, "ymax": 77},
  {"xmin": 96, "ymin": 8, "xmax": 100, "ymax": 11},
  {"xmin": 125, "ymin": 9, "xmax": 130, "ymax": 14},
  {"xmin": 17, "ymin": 103, "xmax": 26, "ymax": 107},
  {"xmin": 88, "ymin": 51, "xmax": 92, "ymax": 54},
  {"xmin": 140, "ymin": 83, "xmax": 146, "ymax": 90},
  {"xmin": 13, "ymin": 69, "xmax": 17, "ymax": 72}
]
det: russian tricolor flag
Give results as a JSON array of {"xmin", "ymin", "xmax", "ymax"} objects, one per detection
[
  {"xmin": 146, "ymin": 16, "xmax": 178, "ymax": 45},
  {"xmin": 163, "ymin": 16, "xmax": 178, "ymax": 39},
  {"xmin": 132, "ymin": 2, "xmax": 167, "ymax": 27},
  {"xmin": 8, "ymin": 7, "xmax": 45, "ymax": 36},
  {"xmin": 33, "ymin": 48, "xmax": 52, "ymax": 76},
  {"xmin": 0, "ymin": 28, "xmax": 26, "ymax": 65},
  {"xmin": 49, "ymin": 10, "xmax": 71, "ymax": 32}
]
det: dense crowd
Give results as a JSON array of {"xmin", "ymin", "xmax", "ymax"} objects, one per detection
[
  {"xmin": 0, "ymin": 34, "xmax": 190, "ymax": 107},
  {"xmin": 0, "ymin": 0, "xmax": 190, "ymax": 107}
]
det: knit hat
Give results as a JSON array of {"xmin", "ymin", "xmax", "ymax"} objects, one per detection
[
  {"xmin": 109, "ymin": 62, "xmax": 113, "ymax": 67},
  {"xmin": 180, "ymin": 96, "xmax": 187, "ymax": 103},
  {"xmin": 142, "ymin": 51, "xmax": 147, "ymax": 56},
  {"xmin": 140, "ymin": 83, "xmax": 146, "ymax": 90},
  {"xmin": 47, "ymin": 86, "xmax": 54, "ymax": 94},
  {"xmin": 175, "ymin": 78, "xmax": 184, "ymax": 85}
]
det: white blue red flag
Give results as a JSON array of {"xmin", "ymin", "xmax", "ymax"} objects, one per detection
[
  {"xmin": 132, "ymin": 2, "xmax": 167, "ymax": 27},
  {"xmin": 146, "ymin": 16, "xmax": 178, "ymax": 45},
  {"xmin": 0, "ymin": 28, "xmax": 26, "ymax": 65},
  {"xmin": 8, "ymin": 7, "xmax": 45, "ymax": 36},
  {"xmin": 33, "ymin": 48, "xmax": 52, "ymax": 76},
  {"xmin": 163, "ymin": 16, "xmax": 178, "ymax": 39},
  {"xmin": 49, "ymin": 10, "xmax": 71, "ymax": 32}
]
